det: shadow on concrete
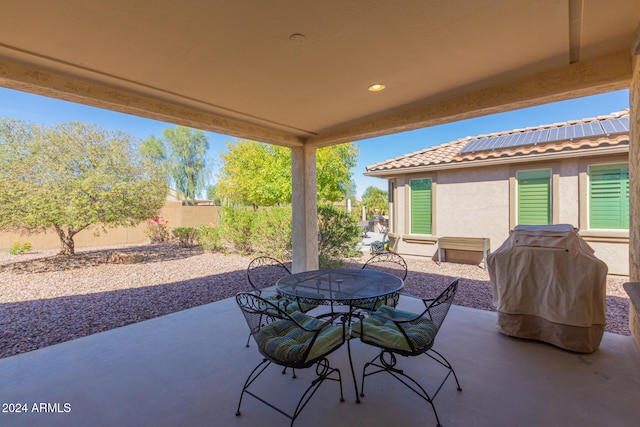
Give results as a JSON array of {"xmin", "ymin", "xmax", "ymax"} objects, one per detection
[{"xmin": 1, "ymin": 255, "xmax": 630, "ymax": 360}]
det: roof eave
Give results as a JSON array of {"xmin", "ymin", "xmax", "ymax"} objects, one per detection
[{"xmin": 364, "ymin": 143, "xmax": 629, "ymax": 177}]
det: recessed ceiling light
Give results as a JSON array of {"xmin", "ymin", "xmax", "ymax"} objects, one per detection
[{"xmin": 368, "ymin": 84, "xmax": 386, "ymax": 92}]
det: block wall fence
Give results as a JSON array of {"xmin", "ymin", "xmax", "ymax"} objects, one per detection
[{"xmin": 0, "ymin": 202, "xmax": 222, "ymax": 251}]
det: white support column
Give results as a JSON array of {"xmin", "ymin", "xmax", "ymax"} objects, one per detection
[{"xmin": 291, "ymin": 145, "xmax": 318, "ymax": 273}]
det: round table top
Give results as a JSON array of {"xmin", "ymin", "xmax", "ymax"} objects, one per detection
[{"xmin": 276, "ymin": 268, "xmax": 403, "ymax": 306}]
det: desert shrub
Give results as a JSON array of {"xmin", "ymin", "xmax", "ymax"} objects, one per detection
[
  {"xmin": 219, "ymin": 207, "xmax": 255, "ymax": 255},
  {"xmin": 317, "ymin": 203, "xmax": 361, "ymax": 267},
  {"xmin": 196, "ymin": 224, "xmax": 226, "ymax": 253},
  {"xmin": 216, "ymin": 204, "xmax": 359, "ymax": 264},
  {"xmin": 8, "ymin": 239, "xmax": 32, "ymax": 255},
  {"xmin": 145, "ymin": 216, "xmax": 170, "ymax": 243},
  {"xmin": 318, "ymin": 254, "xmax": 344, "ymax": 269},
  {"xmin": 172, "ymin": 227, "xmax": 198, "ymax": 248},
  {"xmin": 251, "ymin": 207, "xmax": 292, "ymax": 260}
]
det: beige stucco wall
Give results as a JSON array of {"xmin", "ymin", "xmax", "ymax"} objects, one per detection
[
  {"xmin": 587, "ymin": 241, "xmax": 629, "ymax": 277},
  {"xmin": 437, "ymin": 167, "xmax": 511, "ymax": 240},
  {"xmin": 627, "ymin": 28, "xmax": 640, "ymax": 284},
  {"xmin": 389, "ymin": 154, "xmax": 630, "ymax": 276},
  {"xmin": 556, "ymin": 159, "xmax": 580, "ymax": 224},
  {"xmin": 391, "ymin": 165, "xmax": 511, "ymax": 258},
  {"xmin": 0, "ymin": 202, "xmax": 221, "ymax": 251},
  {"xmin": 628, "ymin": 32, "xmax": 639, "ymax": 353}
]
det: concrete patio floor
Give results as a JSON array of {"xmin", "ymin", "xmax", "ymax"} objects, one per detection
[{"xmin": 1, "ymin": 294, "xmax": 639, "ymax": 427}]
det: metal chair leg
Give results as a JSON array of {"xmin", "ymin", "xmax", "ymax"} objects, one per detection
[
  {"xmin": 236, "ymin": 358, "xmax": 270, "ymax": 416},
  {"xmin": 236, "ymin": 358, "xmax": 343, "ymax": 426},
  {"xmin": 289, "ymin": 359, "xmax": 343, "ymax": 426},
  {"xmin": 360, "ymin": 349, "xmax": 460, "ymax": 427},
  {"xmin": 427, "ymin": 348, "xmax": 462, "ymax": 392},
  {"xmin": 247, "ymin": 335, "xmax": 295, "ymax": 378},
  {"xmin": 281, "ymin": 366, "xmax": 296, "ymax": 378}
]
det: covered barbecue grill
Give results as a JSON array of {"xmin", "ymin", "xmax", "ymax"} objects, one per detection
[{"xmin": 487, "ymin": 224, "xmax": 607, "ymax": 353}]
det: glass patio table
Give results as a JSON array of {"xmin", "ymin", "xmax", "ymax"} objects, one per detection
[
  {"xmin": 275, "ymin": 267, "xmax": 403, "ymax": 310},
  {"xmin": 276, "ymin": 268, "xmax": 404, "ymax": 402}
]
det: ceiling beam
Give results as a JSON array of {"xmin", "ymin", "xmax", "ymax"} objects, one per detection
[
  {"xmin": 308, "ymin": 50, "xmax": 632, "ymax": 148},
  {"xmin": 0, "ymin": 49, "xmax": 632, "ymax": 150},
  {"xmin": 568, "ymin": 0, "xmax": 583, "ymax": 64},
  {"xmin": 0, "ymin": 58, "xmax": 305, "ymax": 147}
]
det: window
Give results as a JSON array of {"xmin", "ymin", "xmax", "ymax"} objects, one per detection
[
  {"xmin": 589, "ymin": 163, "xmax": 629, "ymax": 229},
  {"xmin": 517, "ymin": 169, "xmax": 551, "ymax": 225},
  {"xmin": 410, "ymin": 178, "xmax": 432, "ymax": 234}
]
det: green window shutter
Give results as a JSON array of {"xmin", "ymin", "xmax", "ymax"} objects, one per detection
[
  {"xmin": 589, "ymin": 163, "xmax": 629, "ymax": 229},
  {"xmin": 410, "ymin": 179, "xmax": 432, "ymax": 234},
  {"xmin": 517, "ymin": 170, "xmax": 550, "ymax": 225}
]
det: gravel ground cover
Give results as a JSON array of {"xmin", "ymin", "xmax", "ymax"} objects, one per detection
[{"xmin": 0, "ymin": 243, "xmax": 630, "ymax": 360}]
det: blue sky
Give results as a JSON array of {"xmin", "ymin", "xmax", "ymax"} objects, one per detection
[{"xmin": 0, "ymin": 87, "xmax": 630, "ymax": 197}]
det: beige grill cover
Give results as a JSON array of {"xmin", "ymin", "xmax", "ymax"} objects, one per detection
[{"xmin": 487, "ymin": 224, "xmax": 607, "ymax": 353}]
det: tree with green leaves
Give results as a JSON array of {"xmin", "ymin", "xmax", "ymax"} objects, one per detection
[
  {"xmin": 205, "ymin": 183, "xmax": 224, "ymax": 206},
  {"xmin": 217, "ymin": 141, "xmax": 290, "ymax": 207},
  {"xmin": 217, "ymin": 141, "xmax": 359, "ymax": 206},
  {"xmin": 344, "ymin": 180, "xmax": 357, "ymax": 201},
  {"xmin": 362, "ymin": 186, "xmax": 388, "ymax": 216},
  {"xmin": 316, "ymin": 144, "xmax": 359, "ymax": 202},
  {"xmin": 141, "ymin": 126, "xmax": 209, "ymax": 205},
  {"xmin": 0, "ymin": 120, "xmax": 167, "ymax": 256}
]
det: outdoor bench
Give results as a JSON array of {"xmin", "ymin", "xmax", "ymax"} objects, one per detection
[{"xmin": 437, "ymin": 236, "xmax": 490, "ymax": 270}]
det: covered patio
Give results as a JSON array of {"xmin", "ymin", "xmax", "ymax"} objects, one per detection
[
  {"xmin": 1, "ymin": 1, "xmax": 640, "ymax": 425},
  {"xmin": 1, "ymin": 1, "xmax": 639, "ymax": 274},
  {"xmin": 0, "ymin": 293, "xmax": 638, "ymax": 426}
]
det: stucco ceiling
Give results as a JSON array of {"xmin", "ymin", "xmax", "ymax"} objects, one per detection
[{"xmin": 0, "ymin": 0, "xmax": 638, "ymax": 147}]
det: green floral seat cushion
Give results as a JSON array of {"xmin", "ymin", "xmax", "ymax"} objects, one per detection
[
  {"xmin": 256, "ymin": 311, "xmax": 343, "ymax": 364},
  {"xmin": 347, "ymin": 295, "xmax": 398, "ymax": 312},
  {"xmin": 285, "ymin": 289, "xmax": 325, "ymax": 312},
  {"xmin": 263, "ymin": 291, "xmax": 324, "ymax": 314},
  {"xmin": 262, "ymin": 294, "xmax": 306, "ymax": 314},
  {"xmin": 375, "ymin": 305, "xmax": 418, "ymax": 321},
  {"xmin": 352, "ymin": 307, "xmax": 437, "ymax": 352}
]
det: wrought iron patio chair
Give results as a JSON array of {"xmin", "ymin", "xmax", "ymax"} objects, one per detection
[
  {"xmin": 245, "ymin": 256, "xmax": 318, "ymax": 347},
  {"xmin": 235, "ymin": 292, "xmax": 345, "ymax": 427},
  {"xmin": 247, "ymin": 256, "xmax": 292, "ymax": 292},
  {"xmin": 362, "ymin": 251, "xmax": 408, "ymax": 280},
  {"xmin": 359, "ymin": 252, "xmax": 408, "ymax": 309},
  {"xmin": 352, "ymin": 279, "xmax": 462, "ymax": 427}
]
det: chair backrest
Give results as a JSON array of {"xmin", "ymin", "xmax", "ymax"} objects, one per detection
[
  {"xmin": 362, "ymin": 252, "xmax": 408, "ymax": 280},
  {"xmin": 236, "ymin": 291, "xmax": 285, "ymax": 333},
  {"xmin": 426, "ymin": 278, "xmax": 459, "ymax": 330},
  {"xmin": 356, "ymin": 279, "xmax": 459, "ymax": 355},
  {"xmin": 246, "ymin": 256, "xmax": 291, "ymax": 291}
]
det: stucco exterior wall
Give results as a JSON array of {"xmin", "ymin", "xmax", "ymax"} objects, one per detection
[
  {"xmin": 390, "ymin": 165, "xmax": 510, "ymax": 259},
  {"xmin": 388, "ymin": 155, "xmax": 630, "ymax": 275},
  {"xmin": 588, "ymin": 241, "xmax": 629, "ymax": 276},
  {"xmin": 628, "ymin": 32, "xmax": 639, "ymax": 353},
  {"xmin": 437, "ymin": 167, "xmax": 510, "ymax": 240},
  {"xmin": 628, "ymin": 27, "xmax": 640, "ymax": 284},
  {"xmin": 556, "ymin": 159, "xmax": 580, "ymax": 225}
]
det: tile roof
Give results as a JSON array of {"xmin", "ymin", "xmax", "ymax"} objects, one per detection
[{"xmin": 366, "ymin": 109, "xmax": 629, "ymax": 174}]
